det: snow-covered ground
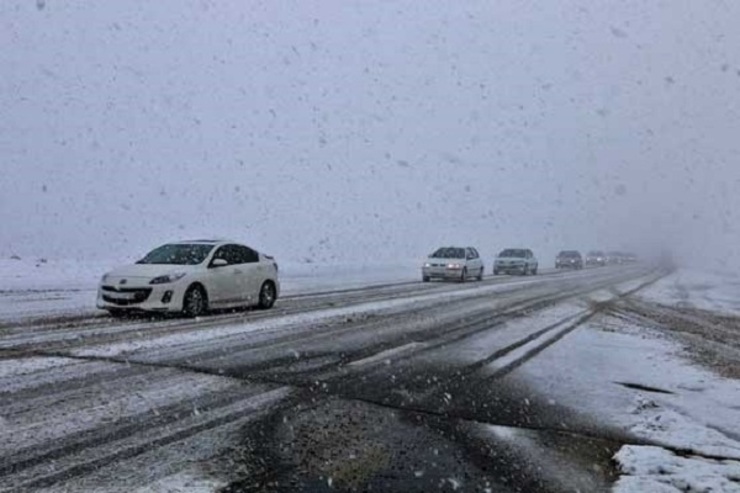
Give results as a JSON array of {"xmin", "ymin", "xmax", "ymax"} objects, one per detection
[
  {"xmin": 521, "ymin": 322, "xmax": 740, "ymax": 491},
  {"xmin": 512, "ymin": 270, "xmax": 740, "ymax": 492},
  {"xmin": 4, "ymin": 261, "xmax": 739, "ymax": 491},
  {"xmin": 636, "ymin": 268, "xmax": 740, "ymax": 317},
  {"xmin": 0, "ymin": 256, "xmax": 421, "ymax": 321}
]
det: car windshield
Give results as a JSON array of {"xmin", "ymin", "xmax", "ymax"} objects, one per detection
[
  {"xmin": 499, "ymin": 249, "xmax": 526, "ymax": 258},
  {"xmin": 137, "ymin": 244, "xmax": 214, "ymax": 265},
  {"xmin": 559, "ymin": 251, "xmax": 580, "ymax": 258},
  {"xmin": 430, "ymin": 247, "xmax": 465, "ymax": 259}
]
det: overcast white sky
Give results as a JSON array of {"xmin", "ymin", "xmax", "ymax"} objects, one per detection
[{"xmin": 2, "ymin": 0, "xmax": 740, "ymax": 267}]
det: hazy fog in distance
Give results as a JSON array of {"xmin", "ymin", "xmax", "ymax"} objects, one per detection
[{"xmin": 2, "ymin": 1, "xmax": 739, "ymax": 269}]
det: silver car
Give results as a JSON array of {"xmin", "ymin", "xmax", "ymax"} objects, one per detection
[
  {"xmin": 493, "ymin": 248, "xmax": 538, "ymax": 275},
  {"xmin": 585, "ymin": 250, "xmax": 606, "ymax": 267},
  {"xmin": 422, "ymin": 246, "xmax": 484, "ymax": 282}
]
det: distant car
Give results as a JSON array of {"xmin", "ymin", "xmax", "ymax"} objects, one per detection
[
  {"xmin": 97, "ymin": 240, "xmax": 280, "ymax": 317},
  {"xmin": 606, "ymin": 251, "xmax": 625, "ymax": 265},
  {"xmin": 585, "ymin": 251, "xmax": 606, "ymax": 267},
  {"xmin": 624, "ymin": 252, "xmax": 638, "ymax": 263},
  {"xmin": 493, "ymin": 248, "xmax": 538, "ymax": 275},
  {"xmin": 555, "ymin": 250, "xmax": 583, "ymax": 269},
  {"xmin": 422, "ymin": 246, "xmax": 484, "ymax": 282}
]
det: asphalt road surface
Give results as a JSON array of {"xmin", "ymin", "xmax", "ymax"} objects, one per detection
[{"xmin": 1, "ymin": 265, "xmax": 671, "ymax": 492}]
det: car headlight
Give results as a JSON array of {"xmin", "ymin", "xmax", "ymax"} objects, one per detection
[
  {"xmin": 424, "ymin": 262, "xmax": 431, "ymax": 268},
  {"xmin": 150, "ymin": 272, "xmax": 187, "ymax": 284}
]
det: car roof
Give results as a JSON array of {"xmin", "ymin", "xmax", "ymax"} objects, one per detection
[
  {"xmin": 176, "ymin": 239, "xmax": 233, "ymax": 244},
  {"xmin": 498, "ymin": 248, "xmax": 531, "ymax": 255}
]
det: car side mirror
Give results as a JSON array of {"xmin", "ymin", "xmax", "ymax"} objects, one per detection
[{"xmin": 210, "ymin": 258, "xmax": 228, "ymax": 268}]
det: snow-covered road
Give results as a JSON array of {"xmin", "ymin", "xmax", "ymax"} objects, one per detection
[{"xmin": 1, "ymin": 264, "xmax": 739, "ymax": 492}]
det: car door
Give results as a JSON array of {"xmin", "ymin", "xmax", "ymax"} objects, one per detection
[
  {"xmin": 468, "ymin": 247, "xmax": 482, "ymax": 276},
  {"xmin": 207, "ymin": 245, "xmax": 243, "ymax": 306},
  {"xmin": 464, "ymin": 248, "xmax": 474, "ymax": 277},
  {"xmin": 232, "ymin": 244, "xmax": 262, "ymax": 305},
  {"xmin": 472, "ymin": 247, "xmax": 483, "ymax": 275}
]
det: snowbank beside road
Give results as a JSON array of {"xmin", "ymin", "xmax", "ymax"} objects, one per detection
[
  {"xmin": 0, "ymin": 256, "xmax": 107, "ymax": 292},
  {"xmin": 637, "ymin": 268, "xmax": 740, "ymax": 317},
  {"xmin": 509, "ymin": 294, "xmax": 740, "ymax": 492},
  {"xmin": 615, "ymin": 445, "xmax": 740, "ymax": 493}
]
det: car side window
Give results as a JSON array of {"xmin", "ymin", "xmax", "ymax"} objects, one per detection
[
  {"xmin": 234, "ymin": 245, "xmax": 259, "ymax": 264},
  {"xmin": 211, "ymin": 246, "xmax": 231, "ymax": 265},
  {"xmin": 212, "ymin": 245, "xmax": 242, "ymax": 265}
]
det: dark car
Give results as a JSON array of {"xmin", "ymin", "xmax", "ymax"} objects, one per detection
[
  {"xmin": 606, "ymin": 251, "xmax": 624, "ymax": 265},
  {"xmin": 555, "ymin": 250, "xmax": 583, "ymax": 269},
  {"xmin": 585, "ymin": 250, "xmax": 606, "ymax": 267}
]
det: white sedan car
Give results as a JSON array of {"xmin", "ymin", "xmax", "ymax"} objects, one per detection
[
  {"xmin": 422, "ymin": 246, "xmax": 485, "ymax": 282},
  {"xmin": 97, "ymin": 240, "xmax": 279, "ymax": 317}
]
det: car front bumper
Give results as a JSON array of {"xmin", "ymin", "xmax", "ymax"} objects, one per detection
[
  {"xmin": 422, "ymin": 266, "xmax": 464, "ymax": 279},
  {"xmin": 96, "ymin": 281, "xmax": 188, "ymax": 313},
  {"xmin": 557, "ymin": 261, "xmax": 582, "ymax": 268},
  {"xmin": 494, "ymin": 263, "xmax": 526, "ymax": 273}
]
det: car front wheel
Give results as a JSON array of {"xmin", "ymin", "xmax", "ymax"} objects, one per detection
[
  {"xmin": 183, "ymin": 285, "xmax": 208, "ymax": 317},
  {"xmin": 258, "ymin": 281, "xmax": 277, "ymax": 309}
]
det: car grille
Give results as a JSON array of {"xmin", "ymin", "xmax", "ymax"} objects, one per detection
[{"xmin": 101, "ymin": 286, "xmax": 152, "ymax": 305}]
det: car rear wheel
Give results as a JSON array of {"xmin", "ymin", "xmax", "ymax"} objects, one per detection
[
  {"xmin": 183, "ymin": 285, "xmax": 208, "ymax": 317},
  {"xmin": 258, "ymin": 281, "xmax": 277, "ymax": 309},
  {"xmin": 460, "ymin": 268, "xmax": 467, "ymax": 283},
  {"xmin": 532, "ymin": 265, "xmax": 538, "ymax": 275},
  {"xmin": 477, "ymin": 267, "xmax": 484, "ymax": 281}
]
